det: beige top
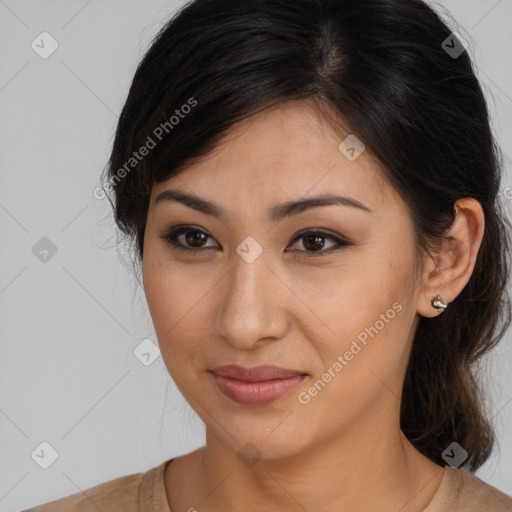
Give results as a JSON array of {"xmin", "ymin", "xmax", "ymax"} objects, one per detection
[{"xmin": 23, "ymin": 458, "xmax": 512, "ymax": 511}]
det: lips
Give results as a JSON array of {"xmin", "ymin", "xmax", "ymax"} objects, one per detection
[
  {"xmin": 210, "ymin": 365, "xmax": 306, "ymax": 382},
  {"xmin": 209, "ymin": 365, "xmax": 308, "ymax": 405}
]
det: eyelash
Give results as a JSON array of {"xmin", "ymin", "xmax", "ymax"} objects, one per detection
[{"xmin": 159, "ymin": 225, "xmax": 352, "ymax": 257}]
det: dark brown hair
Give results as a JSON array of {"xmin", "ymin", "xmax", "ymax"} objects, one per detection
[{"xmin": 102, "ymin": 0, "xmax": 511, "ymax": 471}]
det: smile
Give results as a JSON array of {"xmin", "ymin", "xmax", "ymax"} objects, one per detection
[{"xmin": 210, "ymin": 366, "xmax": 307, "ymax": 406}]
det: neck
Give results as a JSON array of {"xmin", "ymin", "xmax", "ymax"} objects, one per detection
[{"xmin": 193, "ymin": 419, "xmax": 444, "ymax": 511}]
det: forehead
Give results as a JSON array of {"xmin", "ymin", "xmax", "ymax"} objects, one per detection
[{"xmin": 150, "ymin": 100, "xmax": 396, "ymax": 212}]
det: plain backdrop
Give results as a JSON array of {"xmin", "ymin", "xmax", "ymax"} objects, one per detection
[{"xmin": 0, "ymin": 1, "xmax": 511, "ymax": 510}]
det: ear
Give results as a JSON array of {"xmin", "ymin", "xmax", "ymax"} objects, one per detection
[{"xmin": 416, "ymin": 198, "xmax": 485, "ymax": 318}]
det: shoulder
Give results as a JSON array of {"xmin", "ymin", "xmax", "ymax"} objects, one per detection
[
  {"xmin": 21, "ymin": 460, "xmax": 168, "ymax": 512},
  {"xmin": 426, "ymin": 466, "xmax": 512, "ymax": 511}
]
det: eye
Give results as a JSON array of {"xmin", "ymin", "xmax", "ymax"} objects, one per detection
[
  {"xmin": 160, "ymin": 225, "xmax": 219, "ymax": 254},
  {"xmin": 285, "ymin": 230, "xmax": 351, "ymax": 256},
  {"xmin": 159, "ymin": 226, "xmax": 352, "ymax": 256}
]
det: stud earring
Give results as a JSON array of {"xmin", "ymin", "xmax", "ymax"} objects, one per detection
[{"xmin": 431, "ymin": 295, "xmax": 448, "ymax": 311}]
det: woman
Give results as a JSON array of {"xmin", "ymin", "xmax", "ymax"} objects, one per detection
[{"xmin": 26, "ymin": 0, "xmax": 512, "ymax": 510}]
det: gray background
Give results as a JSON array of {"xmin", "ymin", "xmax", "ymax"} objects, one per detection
[{"xmin": 0, "ymin": 1, "xmax": 511, "ymax": 510}]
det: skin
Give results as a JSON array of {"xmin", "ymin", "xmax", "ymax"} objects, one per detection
[{"xmin": 142, "ymin": 100, "xmax": 485, "ymax": 512}]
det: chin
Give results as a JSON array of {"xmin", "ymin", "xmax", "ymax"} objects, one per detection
[{"xmin": 210, "ymin": 419, "xmax": 314, "ymax": 464}]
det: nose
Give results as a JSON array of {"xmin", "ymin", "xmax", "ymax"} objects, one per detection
[{"xmin": 213, "ymin": 250, "xmax": 290, "ymax": 350}]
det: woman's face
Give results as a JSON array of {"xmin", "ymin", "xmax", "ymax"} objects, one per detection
[{"xmin": 142, "ymin": 101, "xmax": 426, "ymax": 460}]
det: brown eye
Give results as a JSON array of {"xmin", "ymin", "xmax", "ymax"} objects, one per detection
[
  {"xmin": 184, "ymin": 230, "xmax": 208, "ymax": 247},
  {"xmin": 160, "ymin": 226, "xmax": 219, "ymax": 252},
  {"xmin": 286, "ymin": 230, "xmax": 352, "ymax": 256},
  {"xmin": 302, "ymin": 234, "xmax": 330, "ymax": 251},
  {"xmin": 160, "ymin": 226, "xmax": 351, "ymax": 257}
]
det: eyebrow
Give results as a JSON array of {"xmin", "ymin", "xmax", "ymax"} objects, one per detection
[{"xmin": 153, "ymin": 189, "xmax": 373, "ymax": 222}]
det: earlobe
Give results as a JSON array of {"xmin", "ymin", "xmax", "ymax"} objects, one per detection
[{"xmin": 416, "ymin": 198, "xmax": 485, "ymax": 318}]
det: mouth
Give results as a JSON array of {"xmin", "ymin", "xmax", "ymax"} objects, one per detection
[{"xmin": 209, "ymin": 365, "xmax": 308, "ymax": 406}]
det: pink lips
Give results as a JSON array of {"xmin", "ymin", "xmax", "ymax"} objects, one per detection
[{"xmin": 210, "ymin": 365, "xmax": 307, "ymax": 406}]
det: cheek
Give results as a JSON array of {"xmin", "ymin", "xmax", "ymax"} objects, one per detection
[
  {"xmin": 294, "ymin": 277, "xmax": 414, "ymax": 430},
  {"xmin": 143, "ymin": 258, "xmax": 213, "ymax": 373},
  {"xmin": 143, "ymin": 241, "xmax": 193, "ymax": 327},
  {"xmin": 301, "ymin": 239, "xmax": 416, "ymax": 384}
]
